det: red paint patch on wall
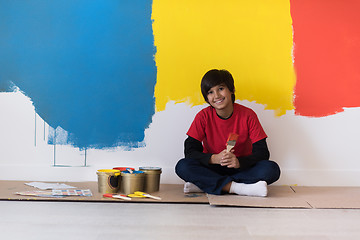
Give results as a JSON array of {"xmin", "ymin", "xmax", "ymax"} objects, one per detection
[{"xmin": 291, "ymin": 0, "xmax": 360, "ymax": 117}]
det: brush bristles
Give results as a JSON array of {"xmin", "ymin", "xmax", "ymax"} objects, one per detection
[
  {"xmin": 226, "ymin": 133, "xmax": 238, "ymax": 152},
  {"xmin": 227, "ymin": 133, "xmax": 239, "ymax": 142},
  {"xmin": 227, "ymin": 140, "xmax": 236, "ymax": 146}
]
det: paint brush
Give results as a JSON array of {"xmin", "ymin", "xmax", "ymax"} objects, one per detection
[
  {"xmin": 134, "ymin": 191, "xmax": 162, "ymax": 200},
  {"xmin": 226, "ymin": 133, "xmax": 239, "ymax": 152},
  {"xmin": 103, "ymin": 193, "xmax": 132, "ymax": 201}
]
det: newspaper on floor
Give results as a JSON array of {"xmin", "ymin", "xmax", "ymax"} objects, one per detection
[
  {"xmin": 15, "ymin": 191, "xmax": 65, "ymax": 198},
  {"xmin": 25, "ymin": 182, "xmax": 76, "ymax": 190},
  {"xmin": 52, "ymin": 189, "xmax": 93, "ymax": 197},
  {"xmin": 15, "ymin": 189, "xmax": 93, "ymax": 197}
]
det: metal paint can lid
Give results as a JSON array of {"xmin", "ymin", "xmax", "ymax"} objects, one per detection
[
  {"xmin": 139, "ymin": 167, "xmax": 162, "ymax": 174},
  {"xmin": 139, "ymin": 167, "xmax": 162, "ymax": 171}
]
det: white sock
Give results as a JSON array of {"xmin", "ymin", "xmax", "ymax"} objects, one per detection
[
  {"xmin": 229, "ymin": 181, "xmax": 268, "ymax": 197},
  {"xmin": 184, "ymin": 182, "xmax": 204, "ymax": 193}
]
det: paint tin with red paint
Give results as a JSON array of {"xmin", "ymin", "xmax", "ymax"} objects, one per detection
[{"xmin": 113, "ymin": 167, "xmax": 135, "ymax": 172}]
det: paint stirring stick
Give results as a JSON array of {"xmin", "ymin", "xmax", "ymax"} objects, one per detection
[
  {"xmin": 226, "ymin": 133, "xmax": 239, "ymax": 152},
  {"xmin": 103, "ymin": 193, "xmax": 131, "ymax": 201},
  {"xmin": 134, "ymin": 191, "xmax": 162, "ymax": 200}
]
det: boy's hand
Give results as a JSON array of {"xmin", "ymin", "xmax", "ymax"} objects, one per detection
[
  {"xmin": 209, "ymin": 151, "xmax": 224, "ymax": 165},
  {"xmin": 220, "ymin": 149, "xmax": 240, "ymax": 168},
  {"xmin": 210, "ymin": 150, "xmax": 240, "ymax": 168}
]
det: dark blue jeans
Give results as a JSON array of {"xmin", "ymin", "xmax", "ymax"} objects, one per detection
[{"xmin": 175, "ymin": 158, "xmax": 281, "ymax": 195}]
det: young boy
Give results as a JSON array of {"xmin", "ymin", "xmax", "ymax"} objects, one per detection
[{"xmin": 175, "ymin": 69, "xmax": 280, "ymax": 197}]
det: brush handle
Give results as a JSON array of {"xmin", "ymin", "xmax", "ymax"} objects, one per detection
[
  {"xmin": 104, "ymin": 193, "xmax": 131, "ymax": 200},
  {"xmin": 226, "ymin": 145, "xmax": 234, "ymax": 152},
  {"xmin": 134, "ymin": 191, "xmax": 162, "ymax": 200},
  {"xmin": 144, "ymin": 194, "xmax": 162, "ymax": 200},
  {"xmin": 113, "ymin": 194, "xmax": 132, "ymax": 201}
]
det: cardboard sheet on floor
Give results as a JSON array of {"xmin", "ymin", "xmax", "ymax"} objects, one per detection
[
  {"xmin": 4, "ymin": 180, "xmax": 360, "ymax": 208},
  {"xmin": 0, "ymin": 181, "xmax": 208, "ymax": 204},
  {"xmin": 208, "ymin": 186, "xmax": 311, "ymax": 208},
  {"xmin": 291, "ymin": 186, "xmax": 360, "ymax": 209}
]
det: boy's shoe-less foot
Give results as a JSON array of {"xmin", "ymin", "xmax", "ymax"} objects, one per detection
[
  {"xmin": 229, "ymin": 181, "xmax": 268, "ymax": 197},
  {"xmin": 184, "ymin": 182, "xmax": 204, "ymax": 193}
]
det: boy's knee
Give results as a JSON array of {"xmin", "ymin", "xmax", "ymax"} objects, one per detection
[
  {"xmin": 265, "ymin": 160, "xmax": 281, "ymax": 184},
  {"xmin": 256, "ymin": 160, "xmax": 280, "ymax": 184},
  {"xmin": 175, "ymin": 158, "xmax": 199, "ymax": 177},
  {"xmin": 175, "ymin": 158, "xmax": 190, "ymax": 176},
  {"xmin": 175, "ymin": 159, "xmax": 184, "ymax": 175}
]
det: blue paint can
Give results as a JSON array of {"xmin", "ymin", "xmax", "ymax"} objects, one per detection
[{"xmin": 120, "ymin": 170, "xmax": 145, "ymax": 195}]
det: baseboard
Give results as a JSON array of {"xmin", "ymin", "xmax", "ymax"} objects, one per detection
[{"xmin": 276, "ymin": 169, "xmax": 360, "ymax": 186}]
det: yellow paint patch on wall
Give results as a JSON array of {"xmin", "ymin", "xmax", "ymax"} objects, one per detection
[{"xmin": 152, "ymin": 0, "xmax": 295, "ymax": 116}]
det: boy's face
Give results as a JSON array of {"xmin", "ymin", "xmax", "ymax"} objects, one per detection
[{"xmin": 206, "ymin": 84, "xmax": 233, "ymax": 113}]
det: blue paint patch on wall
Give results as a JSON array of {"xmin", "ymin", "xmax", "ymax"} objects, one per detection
[{"xmin": 0, "ymin": 0, "xmax": 156, "ymax": 149}]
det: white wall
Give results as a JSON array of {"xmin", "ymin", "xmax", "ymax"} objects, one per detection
[{"xmin": 1, "ymin": 91, "xmax": 359, "ymax": 186}]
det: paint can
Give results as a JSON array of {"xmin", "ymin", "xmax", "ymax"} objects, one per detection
[
  {"xmin": 139, "ymin": 167, "xmax": 162, "ymax": 193},
  {"xmin": 113, "ymin": 167, "xmax": 135, "ymax": 172},
  {"xmin": 113, "ymin": 167, "xmax": 135, "ymax": 193},
  {"xmin": 96, "ymin": 169, "xmax": 121, "ymax": 194},
  {"xmin": 120, "ymin": 170, "xmax": 145, "ymax": 195}
]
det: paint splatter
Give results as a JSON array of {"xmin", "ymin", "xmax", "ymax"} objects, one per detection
[
  {"xmin": 291, "ymin": 0, "xmax": 360, "ymax": 117},
  {"xmin": 0, "ymin": 0, "xmax": 156, "ymax": 149},
  {"xmin": 152, "ymin": 0, "xmax": 295, "ymax": 116}
]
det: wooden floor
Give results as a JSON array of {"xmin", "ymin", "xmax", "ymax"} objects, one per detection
[{"xmin": 1, "ymin": 201, "xmax": 360, "ymax": 240}]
